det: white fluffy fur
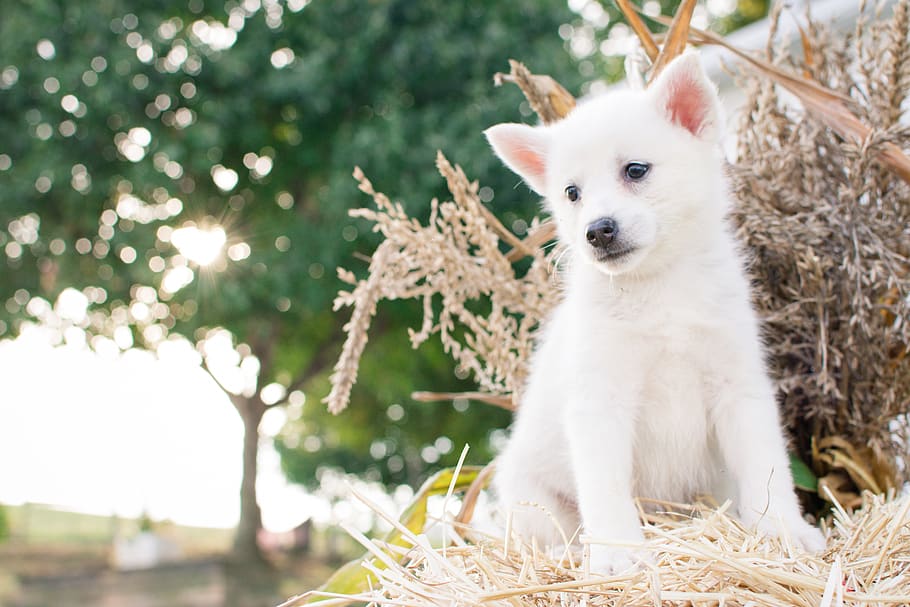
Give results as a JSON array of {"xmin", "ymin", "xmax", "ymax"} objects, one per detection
[{"xmin": 485, "ymin": 53, "xmax": 825, "ymax": 575}]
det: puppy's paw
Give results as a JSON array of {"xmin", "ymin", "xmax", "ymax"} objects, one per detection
[
  {"xmin": 789, "ymin": 519, "xmax": 826, "ymax": 552},
  {"xmin": 754, "ymin": 516, "xmax": 826, "ymax": 553},
  {"xmin": 587, "ymin": 545, "xmax": 651, "ymax": 577}
]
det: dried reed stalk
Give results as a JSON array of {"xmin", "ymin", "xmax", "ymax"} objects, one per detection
[{"xmin": 648, "ymin": 0, "xmax": 697, "ymax": 79}]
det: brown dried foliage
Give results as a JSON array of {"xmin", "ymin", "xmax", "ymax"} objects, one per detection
[
  {"xmin": 730, "ymin": 1, "xmax": 910, "ymax": 494},
  {"xmin": 493, "ymin": 59, "xmax": 576, "ymax": 125}
]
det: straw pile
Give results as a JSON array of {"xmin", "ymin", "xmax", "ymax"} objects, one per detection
[{"xmin": 295, "ymin": 492, "xmax": 910, "ymax": 607}]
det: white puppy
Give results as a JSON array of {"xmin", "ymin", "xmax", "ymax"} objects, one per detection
[{"xmin": 485, "ymin": 53, "xmax": 825, "ymax": 575}]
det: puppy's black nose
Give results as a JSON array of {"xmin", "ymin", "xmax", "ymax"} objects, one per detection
[{"xmin": 585, "ymin": 217, "xmax": 618, "ymax": 249}]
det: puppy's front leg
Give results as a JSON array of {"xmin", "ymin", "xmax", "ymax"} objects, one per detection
[
  {"xmin": 713, "ymin": 355, "xmax": 826, "ymax": 552},
  {"xmin": 564, "ymin": 389, "xmax": 646, "ymax": 575}
]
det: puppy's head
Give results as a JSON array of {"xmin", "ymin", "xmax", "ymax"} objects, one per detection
[{"xmin": 486, "ymin": 53, "xmax": 725, "ymax": 277}]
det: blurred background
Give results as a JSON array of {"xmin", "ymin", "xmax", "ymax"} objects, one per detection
[{"xmin": 0, "ymin": 0, "xmax": 770, "ymax": 605}]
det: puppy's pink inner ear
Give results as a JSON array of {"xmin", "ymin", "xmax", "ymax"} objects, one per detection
[
  {"xmin": 514, "ymin": 147, "xmax": 545, "ymax": 179},
  {"xmin": 663, "ymin": 76, "xmax": 711, "ymax": 137}
]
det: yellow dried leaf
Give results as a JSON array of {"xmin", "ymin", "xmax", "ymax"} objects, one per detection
[
  {"xmin": 650, "ymin": 0, "xmax": 697, "ymax": 81},
  {"xmin": 613, "ymin": 0, "xmax": 660, "ymax": 62},
  {"xmin": 680, "ymin": 21, "xmax": 910, "ymax": 185},
  {"xmin": 494, "ymin": 60, "xmax": 576, "ymax": 123}
]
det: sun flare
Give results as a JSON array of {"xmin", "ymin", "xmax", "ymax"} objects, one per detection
[{"xmin": 170, "ymin": 225, "xmax": 226, "ymax": 266}]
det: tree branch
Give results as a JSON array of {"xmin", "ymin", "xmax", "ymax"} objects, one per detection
[
  {"xmin": 279, "ymin": 330, "xmax": 345, "ymax": 406},
  {"xmin": 411, "ymin": 390, "xmax": 515, "ymax": 411}
]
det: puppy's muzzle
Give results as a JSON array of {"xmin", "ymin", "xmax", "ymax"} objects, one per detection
[{"xmin": 585, "ymin": 217, "xmax": 618, "ymax": 250}]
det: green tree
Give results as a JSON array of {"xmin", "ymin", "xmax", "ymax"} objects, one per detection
[{"xmin": 0, "ymin": 0, "xmax": 582, "ymax": 563}]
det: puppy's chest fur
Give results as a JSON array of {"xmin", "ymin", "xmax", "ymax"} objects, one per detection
[
  {"xmin": 551, "ymin": 268, "xmax": 732, "ymax": 502},
  {"xmin": 629, "ymin": 341, "xmax": 716, "ymax": 501}
]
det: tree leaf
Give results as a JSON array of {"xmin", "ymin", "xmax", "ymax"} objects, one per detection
[
  {"xmin": 790, "ymin": 452, "xmax": 818, "ymax": 492},
  {"xmin": 386, "ymin": 465, "xmax": 483, "ymax": 548},
  {"xmin": 649, "ymin": 0, "xmax": 697, "ymax": 81},
  {"xmin": 310, "ymin": 465, "xmax": 483, "ymax": 603},
  {"xmin": 306, "ymin": 557, "xmax": 374, "ymax": 604}
]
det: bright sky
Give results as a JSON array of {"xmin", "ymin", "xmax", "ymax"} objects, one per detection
[{"xmin": 0, "ymin": 327, "xmax": 319, "ymax": 532}]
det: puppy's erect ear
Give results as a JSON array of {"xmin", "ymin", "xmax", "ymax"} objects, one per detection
[
  {"xmin": 648, "ymin": 52, "xmax": 721, "ymax": 142},
  {"xmin": 485, "ymin": 123, "xmax": 550, "ymax": 195}
]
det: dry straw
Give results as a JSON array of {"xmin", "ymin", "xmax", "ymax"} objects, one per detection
[{"xmin": 291, "ymin": 491, "xmax": 910, "ymax": 607}]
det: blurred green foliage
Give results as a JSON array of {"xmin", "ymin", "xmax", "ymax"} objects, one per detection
[
  {"xmin": 0, "ymin": 0, "xmax": 769, "ymax": 511},
  {"xmin": 0, "ymin": 0, "xmax": 582, "ymax": 496},
  {"xmin": 0, "ymin": 505, "xmax": 8, "ymax": 542}
]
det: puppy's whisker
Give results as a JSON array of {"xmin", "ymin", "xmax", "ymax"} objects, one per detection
[{"xmin": 551, "ymin": 245, "xmax": 571, "ymax": 273}]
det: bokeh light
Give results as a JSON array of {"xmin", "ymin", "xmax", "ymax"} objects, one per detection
[{"xmin": 170, "ymin": 225, "xmax": 226, "ymax": 266}]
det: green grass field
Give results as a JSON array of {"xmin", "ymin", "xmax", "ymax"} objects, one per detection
[{"xmin": 3, "ymin": 503, "xmax": 233, "ymax": 554}]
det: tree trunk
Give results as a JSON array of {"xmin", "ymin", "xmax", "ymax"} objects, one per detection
[
  {"xmin": 219, "ymin": 320, "xmax": 335, "ymax": 565},
  {"xmin": 230, "ymin": 392, "xmax": 267, "ymax": 565}
]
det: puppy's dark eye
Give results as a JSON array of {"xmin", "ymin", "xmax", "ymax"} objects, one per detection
[
  {"xmin": 624, "ymin": 161, "xmax": 650, "ymax": 181},
  {"xmin": 565, "ymin": 184, "xmax": 580, "ymax": 202}
]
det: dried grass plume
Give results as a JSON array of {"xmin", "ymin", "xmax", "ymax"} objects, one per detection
[{"xmin": 323, "ymin": 154, "xmax": 559, "ymax": 415}]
